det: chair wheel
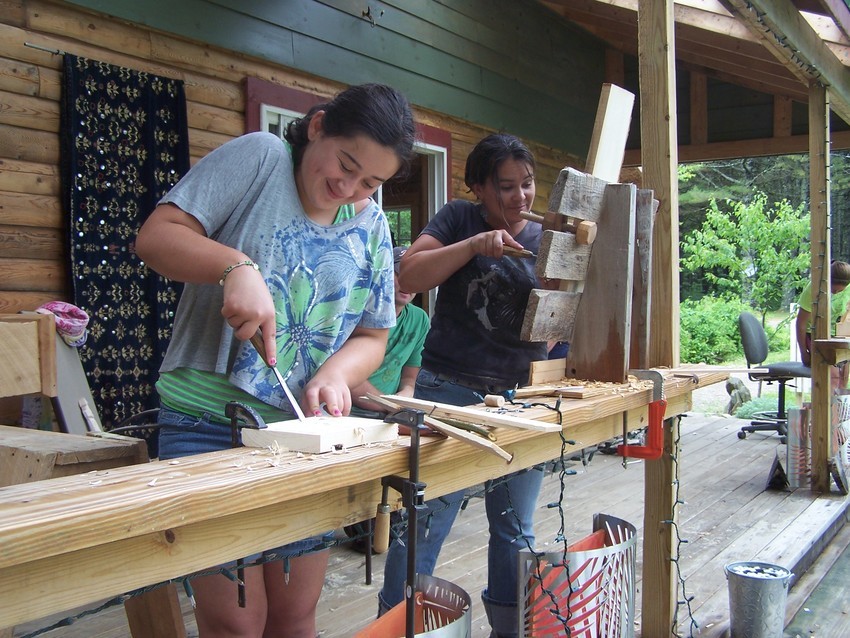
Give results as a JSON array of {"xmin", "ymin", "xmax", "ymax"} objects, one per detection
[{"xmin": 738, "ymin": 431, "xmax": 747, "ymax": 440}]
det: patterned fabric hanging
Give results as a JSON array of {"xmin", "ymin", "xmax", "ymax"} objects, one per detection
[{"xmin": 61, "ymin": 54, "xmax": 189, "ymax": 427}]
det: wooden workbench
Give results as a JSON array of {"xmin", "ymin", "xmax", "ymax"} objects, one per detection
[{"xmin": 0, "ymin": 370, "xmax": 725, "ymax": 633}]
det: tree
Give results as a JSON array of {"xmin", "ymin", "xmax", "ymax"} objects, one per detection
[{"xmin": 680, "ymin": 193, "xmax": 810, "ymax": 317}]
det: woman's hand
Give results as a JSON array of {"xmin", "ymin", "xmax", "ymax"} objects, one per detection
[{"xmin": 467, "ymin": 229, "xmax": 525, "ymax": 258}]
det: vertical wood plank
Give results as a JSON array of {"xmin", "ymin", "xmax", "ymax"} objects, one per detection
[
  {"xmin": 774, "ymin": 94, "xmax": 794, "ymax": 137},
  {"xmin": 630, "ymin": 190, "xmax": 659, "ymax": 370},
  {"xmin": 639, "ymin": 0, "xmax": 680, "ymax": 369},
  {"xmin": 689, "ymin": 71, "xmax": 707, "ymax": 146},
  {"xmin": 604, "ymin": 47, "xmax": 625, "ymax": 86},
  {"xmin": 565, "ymin": 183, "xmax": 636, "ymax": 382},
  {"xmin": 637, "ymin": 0, "xmax": 678, "ymax": 631},
  {"xmin": 641, "ymin": 417, "xmax": 678, "ymax": 636},
  {"xmin": 809, "ymin": 81, "xmax": 831, "ymax": 493},
  {"xmin": 124, "ymin": 584, "xmax": 187, "ymax": 638}
]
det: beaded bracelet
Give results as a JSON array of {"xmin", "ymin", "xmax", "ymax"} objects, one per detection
[{"xmin": 219, "ymin": 260, "xmax": 260, "ymax": 286}]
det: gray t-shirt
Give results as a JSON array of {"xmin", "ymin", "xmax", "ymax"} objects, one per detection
[{"xmin": 155, "ymin": 132, "xmax": 395, "ymax": 408}]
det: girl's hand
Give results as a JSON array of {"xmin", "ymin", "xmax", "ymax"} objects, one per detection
[
  {"xmin": 302, "ymin": 371, "xmax": 352, "ymax": 418},
  {"xmin": 220, "ymin": 265, "xmax": 277, "ymax": 355},
  {"xmin": 467, "ymin": 229, "xmax": 524, "ymax": 258}
]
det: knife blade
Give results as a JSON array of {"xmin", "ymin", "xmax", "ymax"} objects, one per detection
[{"xmin": 250, "ymin": 331, "xmax": 307, "ymax": 421}]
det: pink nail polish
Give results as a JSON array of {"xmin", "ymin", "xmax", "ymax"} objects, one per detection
[
  {"xmin": 269, "ymin": 357, "xmax": 276, "ymax": 366},
  {"xmin": 333, "ymin": 409, "xmax": 341, "ymax": 416},
  {"xmin": 313, "ymin": 410, "xmax": 322, "ymax": 417}
]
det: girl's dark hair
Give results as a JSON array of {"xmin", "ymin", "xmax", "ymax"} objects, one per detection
[
  {"xmin": 464, "ymin": 133, "xmax": 535, "ymax": 189},
  {"xmin": 285, "ymin": 83, "xmax": 416, "ymax": 177}
]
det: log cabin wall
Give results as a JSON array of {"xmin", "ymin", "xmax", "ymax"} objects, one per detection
[
  {"xmin": 0, "ymin": 0, "xmax": 590, "ymax": 316},
  {"xmin": 0, "ymin": 0, "xmax": 592, "ymax": 424}
]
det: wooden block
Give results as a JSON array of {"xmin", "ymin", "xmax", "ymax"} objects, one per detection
[
  {"xmin": 529, "ymin": 358, "xmax": 567, "ymax": 385},
  {"xmin": 520, "ymin": 289, "xmax": 582, "ymax": 342},
  {"xmin": 240, "ymin": 416, "xmax": 398, "ymax": 453},
  {"xmin": 565, "ymin": 183, "xmax": 636, "ymax": 383},
  {"xmin": 547, "ymin": 167, "xmax": 608, "ymax": 222},
  {"xmin": 0, "ymin": 424, "xmax": 148, "ymax": 487},
  {"xmin": 535, "ymin": 230, "xmax": 592, "ymax": 282},
  {"xmin": 0, "ymin": 313, "xmax": 56, "ymax": 398}
]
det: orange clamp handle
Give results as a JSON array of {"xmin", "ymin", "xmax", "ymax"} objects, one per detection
[{"xmin": 617, "ymin": 398, "xmax": 667, "ymax": 460}]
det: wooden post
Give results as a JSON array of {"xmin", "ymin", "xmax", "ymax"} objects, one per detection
[
  {"xmin": 639, "ymin": 0, "xmax": 680, "ymax": 369},
  {"xmin": 637, "ymin": 0, "xmax": 679, "ymax": 631},
  {"xmin": 809, "ymin": 81, "xmax": 832, "ymax": 493},
  {"xmin": 641, "ymin": 416, "xmax": 678, "ymax": 635}
]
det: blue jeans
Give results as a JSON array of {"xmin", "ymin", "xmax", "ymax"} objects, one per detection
[
  {"xmin": 379, "ymin": 369, "xmax": 544, "ymax": 631},
  {"xmin": 157, "ymin": 405, "xmax": 331, "ymax": 559}
]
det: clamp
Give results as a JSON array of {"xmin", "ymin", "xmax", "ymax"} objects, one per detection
[
  {"xmin": 223, "ymin": 401, "xmax": 267, "ymax": 607},
  {"xmin": 617, "ymin": 370, "xmax": 667, "ymax": 460}
]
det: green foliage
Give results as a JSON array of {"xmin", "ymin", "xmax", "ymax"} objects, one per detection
[
  {"xmin": 680, "ymin": 193, "xmax": 810, "ymax": 312},
  {"xmin": 732, "ymin": 394, "xmax": 781, "ymax": 419},
  {"xmin": 680, "ymin": 297, "xmax": 751, "ymax": 363}
]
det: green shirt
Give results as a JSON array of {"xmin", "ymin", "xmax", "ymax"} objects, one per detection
[
  {"xmin": 366, "ymin": 303, "xmax": 430, "ymax": 395},
  {"xmin": 797, "ymin": 281, "xmax": 850, "ymax": 335}
]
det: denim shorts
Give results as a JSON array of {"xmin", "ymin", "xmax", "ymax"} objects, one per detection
[{"xmin": 156, "ymin": 404, "xmax": 333, "ymax": 561}]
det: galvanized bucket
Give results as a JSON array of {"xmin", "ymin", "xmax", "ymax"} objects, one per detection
[
  {"xmin": 725, "ymin": 561, "xmax": 792, "ymax": 638},
  {"xmin": 354, "ymin": 574, "xmax": 471, "ymax": 638}
]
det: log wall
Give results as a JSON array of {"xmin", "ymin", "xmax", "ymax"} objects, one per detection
[{"xmin": 0, "ymin": 0, "xmax": 582, "ymax": 314}]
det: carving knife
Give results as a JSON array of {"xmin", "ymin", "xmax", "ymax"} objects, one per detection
[{"xmin": 250, "ymin": 331, "xmax": 307, "ymax": 421}]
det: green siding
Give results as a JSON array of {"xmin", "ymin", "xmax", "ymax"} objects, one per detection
[{"xmin": 65, "ymin": 0, "xmax": 606, "ymax": 156}]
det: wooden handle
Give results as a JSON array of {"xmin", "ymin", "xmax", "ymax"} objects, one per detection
[
  {"xmin": 484, "ymin": 394, "xmax": 505, "ymax": 407},
  {"xmin": 502, "ymin": 246, "xmax": 535, "ymax": 258},
  {"xmin": 519, "ymin": 211, "xmax": 545, "ymax": 224},
  {"xmin": 373, "ymin": 504, "xmax": 391, "ymax": 554},
  {"xmin": 249, "ymin": 331, "xmax": 272, "ymax": 366}
]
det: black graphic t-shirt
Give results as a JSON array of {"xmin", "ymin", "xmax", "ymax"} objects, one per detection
[{"xmin": 420, "ymin": 199, "xmax": 548, "ymax": 388}]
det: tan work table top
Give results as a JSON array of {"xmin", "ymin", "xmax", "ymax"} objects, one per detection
[{"xmin": 0, "ymin": 369, "xmax": 724, "ymax": 627}]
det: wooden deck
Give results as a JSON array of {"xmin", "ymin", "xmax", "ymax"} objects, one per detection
[{"xmin": 13, "ymin": 410, "xmax": 850, "ymax": 638}]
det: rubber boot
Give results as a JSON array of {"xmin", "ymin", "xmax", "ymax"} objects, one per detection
[{"xmin": 481, "ymin": 590, "xmax": 519, "ymax": 638}]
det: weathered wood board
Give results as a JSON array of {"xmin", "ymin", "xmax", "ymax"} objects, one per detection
[
  {"xmin": 521, "ymin": 169, "xmax": 610, "ymax": 343},
  {"xmin": 629, "ymin": 189, "xmax": 659, "ymax": 370},
  {"xmin": 240, "ymin": 416, "xmax": 398, "ymax": 453},
  {"xmin": 565, "ymin": 183, "xmax": 636, "ymax": 383},
  {"xmin": 0, "ymin": 424, "xmax": 147, "ymax": 487}
]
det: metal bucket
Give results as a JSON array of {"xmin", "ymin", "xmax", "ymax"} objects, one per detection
[
  {"xmin": 725, "ymin": 561, "xmax": 792, "ymax": 638},
  {"xmin": 354, "ymin": 574, "xmax": 471, "ymax": 638}
]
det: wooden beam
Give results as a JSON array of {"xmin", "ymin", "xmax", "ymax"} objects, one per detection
[
  {"xmin": 637, "ymin": 0, "xmax": 678, "ymax": 634},
  {"xmin": 623, "ymin": 128, "xmax": 850, "ymax": 164},
  {"xmin": 804, "ymin": 1, "xmax": 850, "ymax": 42},
  {"xmin": 809, "ymin": 80, "xmax": 832, "ymax": 493},
  {"xmin": 689, "ymin": 70, "xmax": 708, "ymax": 145},
  {"xmin": 774, "ymin": 94, "xmax": 794, "ymax": 136},
  {"xmin": 723, "ymin": 0, "xmax": 850, "ymax": 124},
  {"xmin": 639, "ymin": 0, "xmax": 680, "ymax": 370}
]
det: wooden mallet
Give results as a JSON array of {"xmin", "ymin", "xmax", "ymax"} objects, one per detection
[{"xmin": 521, "ymin": 210, "xmax": 597, "ymax": 245}]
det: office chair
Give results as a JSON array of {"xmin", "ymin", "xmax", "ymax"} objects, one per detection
[{"xmin": 737, "ymin": 311, "xmax": 811, "ymax": 442}]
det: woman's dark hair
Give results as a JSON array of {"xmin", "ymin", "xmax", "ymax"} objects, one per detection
[
  {"xmin": 464, "ymin": 133, "xmax": 535, "ymax": 189},
  {"xmin": 285, "ymin": 83, "xmax": 416, "ymax": 177}
]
